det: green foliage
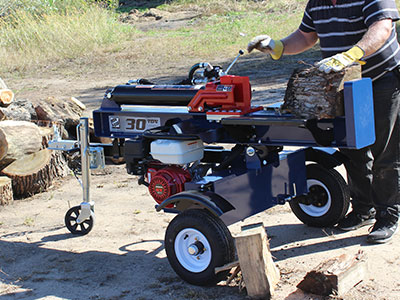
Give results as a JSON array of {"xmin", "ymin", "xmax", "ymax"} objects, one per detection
[{"xmin": 0, "ymin": 2, "xmax": 136, "ymax": 72}]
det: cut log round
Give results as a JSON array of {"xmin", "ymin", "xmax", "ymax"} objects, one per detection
[
  {"xmin": 0, "ymin": 176, "xmax": 13, "ymax": 205},
  {"xmin": 0, "ymin": 89, "xmax": 14, "ymax": 107},
  {"xmin": 0, "ymin": 120, "xmax": 43, "ymax": 168},
  {"xmin": 282, "ymin": 64, "xmax": 361, "ymax": 119},
  {"xmin": 1, "ymin": 149, "xmax": 69, "ymax": 197}
]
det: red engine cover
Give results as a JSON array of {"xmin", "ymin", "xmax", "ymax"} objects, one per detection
[{"xmin": 148, "ymin": 166, "xmax": 191, "ymax": 207}]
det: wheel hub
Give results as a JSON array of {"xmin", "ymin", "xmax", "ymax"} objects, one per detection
[
  {"xmin": 308, "ymin": 185, "xmax": 329, "ymax": 207},
  {"xmin": 187, "ymin": 241, "xmax": 205, "ymax": 256},
  {"xmin": 175, "ymin": 228, "xmax": 212, "ymax": 273},
  {"xmin": 298, "ymin": 179, "xmax": 332, "ymax": 217}
]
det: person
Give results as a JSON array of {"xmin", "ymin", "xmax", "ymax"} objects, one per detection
[{"xmin": 248, "ymin": 0, "xmax": 400, "ymax": 244}]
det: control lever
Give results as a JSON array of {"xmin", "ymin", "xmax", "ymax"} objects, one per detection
[{"xmin": 222, "ymin": 50, "xmax": 244, "ymax": 75}]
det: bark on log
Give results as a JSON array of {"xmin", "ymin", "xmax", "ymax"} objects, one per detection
[
  {"xmin": 0, "ymin": 176, "xmax": 13, "ymax": 205},
  {"xmin": 282, "ymin": 65, "xmax": 361, "ymax": 119},
  {"xmin": 0, "ymin": 98, "xmax": 37, "ymax": 121},
  {"xmin": 297, "ymin": 251, "xmax": 367, "ymax": 296},
  {"xmin": 1, "ymin": 149, "xmax": 69, "ymax": 197},
  {"xmin": 33, "ymin": 96, "xmax": 85, "ymax": 138},
  {"xmin": 0, "ymin": 120, "xmax": 43, "ymax": 168}
]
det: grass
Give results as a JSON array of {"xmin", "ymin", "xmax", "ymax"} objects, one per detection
[
  {"xmin": 0, "ymin": 1, "xmax": 136, "ymax": 73},
  {"xmin": 2, "ymin": 0, "xmax": 399, "ymax": 76},
  {"xmin": 0, "ymin": 0, "xmax": 308, "ymax": 75}
]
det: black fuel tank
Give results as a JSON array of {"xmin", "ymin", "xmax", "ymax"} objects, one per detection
[{"xmin": 109, "ymin": 84, "xmax": 201, "ymax": 106}]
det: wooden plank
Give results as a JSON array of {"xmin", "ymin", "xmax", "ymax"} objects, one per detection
[
  {"xmin": 235, "ymin": 222, "xmax": 280, "ymax": 299},
  {"xmin": 214, "ymin": 260, "xmax": 239, "ymax": 274},
  {"xmin": 297, "ymin": 250, "xmax": 367, "ymax": 296}
]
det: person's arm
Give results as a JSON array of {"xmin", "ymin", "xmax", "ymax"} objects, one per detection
[
  {"xmin": 356, "ymin": 19, "xmax": 392, "ymax": 57},
  {"xmin": 281, "ymin": 29, "xmax": 319, "ymax": 55},
  {"xmin": 317, "ymin": 18, "xmax": 393, "ymax": 73},
  {"xmin": 247, "ymin": 29, "xmax": 318, "ymax": 59}
]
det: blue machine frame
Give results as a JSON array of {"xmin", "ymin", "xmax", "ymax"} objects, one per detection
[{"xmin": 89, "ymin": 78, "xmax": 376, "ymax": 225}]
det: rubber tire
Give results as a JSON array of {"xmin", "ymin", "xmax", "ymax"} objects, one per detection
[
  {"xmin": 65, "ymin": 206, "xmax": 94, "ymax": 235},
  {"xmin": 165, "ymin": 209, "xmax": 235, "ymax": 286},
  {"xmin": 289, "ymin": 164, "xmax": 350, "ymax": 227}
]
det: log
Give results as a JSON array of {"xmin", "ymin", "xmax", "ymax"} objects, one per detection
[
  {"xmin": 0, "ymin": 89, "xmax": 14, "ymax": 107},
  {"xmin": 0, "ymin": 176, "xmax": 13, "ymax": 205},
  {"xmin": 0, "ymin": 98, "xmax": 37, "ymax": 121},
  {"xmin": 0, "ymin": 78, "xmax": 14, "ymax": 107},
  {"xmin": 1, "ymin": 149, "xmax": 69, "ymax": 197},
  {"xmin": 297, "ymin": 250, "xmax": 367, "ymax": 296},
  {"xmin": 38, "ymin": 126, "xmax": 55, "ymax": 148},
  {"xmin": 0, "ymin": 121, "xmax": 43, "ymax": 168},
  {"xmin": 0, "ymin": 128, "xmax": 7, "ymax": 162},
  {"xmin": 33, "ymin": 96, "xmax": 85, "ymax": 138},
  {"xmin": 235, "ymin": 222, "xmax": 280, "ymax": 299},
  {"xmin": 282, "ymin": 64, "xmax": 361, "ymax": 119}
]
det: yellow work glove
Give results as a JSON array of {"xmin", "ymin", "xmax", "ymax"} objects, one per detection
[
  {"xmin": 316, "ymin": 46, "xmax": 366, "ymax": 73},
  {"xmin": 247, "ymin": 35, "xmax": 284, "ymax": 60}
]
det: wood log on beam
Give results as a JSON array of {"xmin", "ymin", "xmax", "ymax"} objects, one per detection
[
  {"xmin": 0, "ymin": 120, "xmax": 43, "ymax": 168},
  {"xmin": 235, "ymin": 222, "xmax": 280, "ymax": 299},
  {"xmin": 1, "ymin": 149, "xmax": 69, "ymax": 197},
  {"xmin": 282, "ymin": 64, "xmax": 361, "ymax": 119},
  {"xmin": 0, "ymin": 176, "xmax": 13, "ymax": 205},
  {"xmin": 297, "ymin": 250, "xmax": 367, "ymax": 297}
]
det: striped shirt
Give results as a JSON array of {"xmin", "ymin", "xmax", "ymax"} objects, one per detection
[{"xmin": 299, "ymin": 0, "xmax": 400, "ymax": 81}]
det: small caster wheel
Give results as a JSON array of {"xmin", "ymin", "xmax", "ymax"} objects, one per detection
[{"xmin": 65, "ymin": 205, "xmax": 94, "ymax": 235}]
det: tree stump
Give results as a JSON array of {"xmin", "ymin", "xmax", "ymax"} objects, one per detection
[
  {"xmin": 1, "ymin": 149, "xmax": 69, "ymax": 197},
  {"xmin": 0, "ymin": 120, "xmax": 43, "ymax": 168},
  {"xmin": 282, "ymin": 65, "xmax": 361, "ymax": 119},
  {"xmin": 297, "ymin": 250, "xmax": 367, "ymax": 297},
  {"xmin": 0, "ymin": 176, "xmax": 13, "ymax": 205}
]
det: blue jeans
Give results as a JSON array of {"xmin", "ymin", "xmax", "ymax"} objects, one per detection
[{"xmin": 340, "ymin": 70, "xmax": 400, "ymax": 222}]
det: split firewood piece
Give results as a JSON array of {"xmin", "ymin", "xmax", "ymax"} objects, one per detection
[
  {"xmin": 282, "ymin": 64, "xmax": 361, "ymax": 119},
  {"xmin": 0, "ymin": 176, "xmax": 13, "ymax": 205},
  {"xmin": 0, "ymin": 120, "xmax": 43, "ymax": 168},
  {"xmin": 297, "ymin": 250, "xmax": 367, "ymax": 297},
  {"xmin": 1, "ymin": 149, "xmax": 69, "ymax": 197},
  {"xmin": 235, "ymin": 222, "xmax": 280, "ymax": 299}
]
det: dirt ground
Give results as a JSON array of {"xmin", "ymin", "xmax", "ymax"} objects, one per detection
[{"xmin": 1, "ymin": 7, "xmax": 400, "ymax": 300}]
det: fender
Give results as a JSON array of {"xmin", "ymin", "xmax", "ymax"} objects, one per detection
[
  {"xmin": 305, "ymin": 147, "xmax": 348, "ymax": 169},
  {"xmin": 156, "ymin": 191, "xmax": 235, "ymax": 217}
]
